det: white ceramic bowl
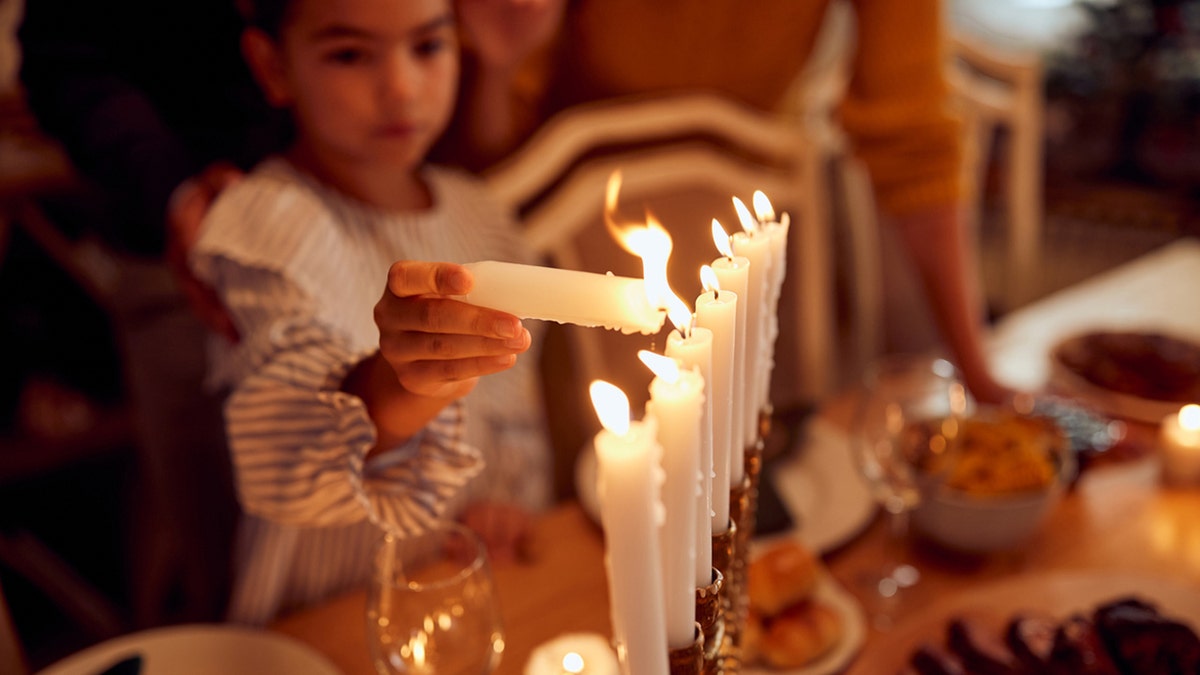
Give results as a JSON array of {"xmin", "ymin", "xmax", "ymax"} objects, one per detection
[{"xmin": 911, "ymin": 418, "xmax": 1077, "ymax": 554}]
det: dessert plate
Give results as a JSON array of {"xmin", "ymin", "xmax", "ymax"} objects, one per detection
[
  {"xmin": 37, "ymin": 624, "xmax": 342, "ymax": 675},
  {"xmin": 743, "ymin": 570, "xmax": 867, "ymax": 675}
]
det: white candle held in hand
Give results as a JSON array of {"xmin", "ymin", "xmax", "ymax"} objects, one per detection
[
  {"xmin": 590, "ymin": 381, "xmax": 669, "ymax": 675},
  {"xmin": 462, "ymin": 261, "xmax": 665, "ymax": 335},
  {"xmin": 1161, "ymin": 403, "xmax": 1200, "ymax": 486}
]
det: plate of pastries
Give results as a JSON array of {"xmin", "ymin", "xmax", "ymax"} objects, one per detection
[
  {"xmin": 1050, "ymin": 330, "xmax": 1200, "ymax": 424},
  {"xmin": 743, "ymin": 540, "xmax": 866, "ymax": 674},
  {"xmin": 846, "ymin": 571, "xmax": 1200, "ymax": 675}
]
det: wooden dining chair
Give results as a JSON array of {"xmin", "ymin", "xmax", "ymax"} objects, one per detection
[
  {"xmin": 946, "ymin": 33, "xmax": 1046, "ymax": 313},
  {"xmin": 483, "ymin": 93, "xmax": 834, "ymax": 476}
]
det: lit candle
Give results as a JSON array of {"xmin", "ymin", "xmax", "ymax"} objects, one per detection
[
  {"xmin": 745, "ymin": 191, "xmax": 790, "ymax": 407},
  {"xmin": 710, "ymin": 219, "xmax": 750, "ymax": 483},
  {"xmin": 693, "ymin": 265, "xmax": 736, "ymax": 533},
  {"xmin": 732, "ymin": 198, "xmax": 773, "ymax": 436},
  {"xmin": 524, "ymin": 633, "xmax": 620, "ymax": 675},
  {"xmin": 662, "ymin": 298, "xmax": 715, "ymax": 587},
  {"xmin": 1161, "ymin": 403, "xmax": 1200, "ymax": 486},
  {"xmin": 639, "ymin": 350, "xmax": 703, "ymax": 649},
  {"xmin": 590, "ymin": 381, "xmax": 669, "ymax": 675},
  {"xmin": 462, "ymin": 261, "xmax": 665, "ymax": 335}
]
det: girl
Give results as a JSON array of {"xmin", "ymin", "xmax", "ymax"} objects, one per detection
[{"xmin": 191, "ymin": 0, "xmax": 552, "ymax": 624}]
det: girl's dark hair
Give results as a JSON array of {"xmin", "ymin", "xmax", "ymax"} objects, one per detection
[{"xmin": 235, "ymin": 0, "xmax": 294, "ymax": 38}]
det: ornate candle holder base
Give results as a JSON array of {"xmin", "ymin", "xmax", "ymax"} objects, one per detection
[
  {"xmin": 696, "ymin": 568, "xmax": 724, "ymax": 674},
  {"xmin": 711, "ymin": 523, "xmax": 741, "ymax": 673},
  {"xmin": 726, "ymin": 473, "xmax": 754, "ymax": 667},
  {"xmin": 668, "ymin": 623, "xmax": 704, "ymax": 675}
]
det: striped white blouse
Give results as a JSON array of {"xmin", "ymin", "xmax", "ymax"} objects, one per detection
[{"xmin": 191, "ymin": 158, "xmax": 551, "ymax": 625}]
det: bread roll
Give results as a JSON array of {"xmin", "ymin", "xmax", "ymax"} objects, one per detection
[
  {"xmin": 757, "ymin": 600, "xmax": 843, "ymax": 668},
  {"xmin": 747, "ymin": 540, "xmax": 820, "ymax": 616}
]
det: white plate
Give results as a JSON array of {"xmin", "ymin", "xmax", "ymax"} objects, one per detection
[
  {"xmin": 755, "ymin": 418, "xmax": 876, "ymax": 554},
  {"xmin": 37, "ymin": 624, "xmax": 343, "ymax": 675},
  {"xmin": 1048, "ymin": 331, "xmax": 1200, "ymax": 425},
  {"xmin": 743, "ymin": 570, "xmax": 867, "ymax": 675},
  {"xmin": 574, "ymin": 418, "xmax": 876, "ymax": 555},
  {"xmin": 847, "ymin": 571, "xmax": 1200, "ymax": 675}
]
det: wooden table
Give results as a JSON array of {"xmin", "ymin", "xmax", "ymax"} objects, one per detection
[
  {"xmin": 272, "ymin": 239, "xmax": 1200, "ymax": 672},
  {"xmin": 271, "ymin": 447, "xmax": 1200, "ymax": 674}
]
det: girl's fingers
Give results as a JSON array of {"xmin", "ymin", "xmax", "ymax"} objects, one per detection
[
  {"xmin": 386, "ymin": 261, "xmax": 472, "ymax": 298},
  {"xmin": 395, "ymin": 354, "xmax": 519, "ymax": 394},
  {"xmin": 377, "ymin": 295, "xmax": 523, "ymax": 341},
  {"xmin": 380, "ymin": 327, "xmax": 530, "ymax": 363}
]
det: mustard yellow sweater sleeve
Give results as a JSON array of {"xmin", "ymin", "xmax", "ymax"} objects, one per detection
[{"xmin": 839, "ymin": 0, "xmax": 964, "ymax": 217}]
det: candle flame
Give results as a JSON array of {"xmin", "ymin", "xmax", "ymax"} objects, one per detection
[
  {"xmin": 711, "ymin": 219, "xmax": 733, "ymax": 258},
  {"xmin": 604, "ymin": 171, "xmax": 676, "ymax": 309},
  {"xmin": 562, "ymin": 652, "xmax": 585, "ymax": 674},
  {"xmin": 700, "ymin": 265, "xmax": 721, "ymax": 294},
  {"xmin": 752, "ymin": 190, "xmax": 775, "ymax": 223},
  {"xmin": 639, "ymin": 349, "xmax": 681, "ymax": 384},
  {"xmin": 590, "ymin": 380, "xmax": 630, "ymax": 436},
  {"xmin": 665, "ymin": 292, "xmax": 693, "ymax": 337},
  {"xmin": 732, "ymin": 196, "xmax": 758, "ymax": 235},
  {"xmin": 1181, "ymin": 404, "xmax": 1200, "ymax": 431}
]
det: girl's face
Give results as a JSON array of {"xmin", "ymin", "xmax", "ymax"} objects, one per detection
[{"xmin": 253, "ymin": 0, "xmax": 459, "ymax": 173}]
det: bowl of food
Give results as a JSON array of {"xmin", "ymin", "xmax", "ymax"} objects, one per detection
[{"xmin": 912, "ymin": 407, "xmax": 1077, "ymax": 554}]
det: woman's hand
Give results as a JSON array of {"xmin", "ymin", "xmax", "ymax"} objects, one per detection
[
  {"xmin": 460, "ymin": 500, "xmax": 534, "ymax": 564},
  {"xmin": 375, "ymin": 261, "xmax": 531, "ymax": 400},
  {"xmin": 165, "ymin": 161, "xmax": 244, "ymax": 343}
]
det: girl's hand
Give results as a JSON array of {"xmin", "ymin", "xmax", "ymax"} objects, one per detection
[
  {"xmin": 375, "ymin": 261, "xmax": 531, "ymax": 400},
  {"xmin": 455, "ymin": 0, "xmax": 565, "ymax": 74}
]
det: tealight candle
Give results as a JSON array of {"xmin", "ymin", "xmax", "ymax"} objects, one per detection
[
  {"xmin": 1160, "ymin": 404, "xmax": 1200, "ymax": 486},
  {"xmin": 524, "ymin": 632, "xmax": 620, "ymax": 675}
]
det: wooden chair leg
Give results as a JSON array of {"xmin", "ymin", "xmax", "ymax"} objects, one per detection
[
  {"xmin": 0, "ymin": 576, "xmax": 29, "ymax": 675},
  {"xmin": 0, "ymin": 530, "xmax": 126, "ymax": 641}
]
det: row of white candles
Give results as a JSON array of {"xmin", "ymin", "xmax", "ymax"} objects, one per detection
[
  {"xmin": 587, "ymin": 193, "xmax": 788, "ymax": 672},
  {"xmin": 466, "ymin": 175, "xmax": 788, "ymax": 674}
]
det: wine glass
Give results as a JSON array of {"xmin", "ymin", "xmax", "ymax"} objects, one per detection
[
  {"xmin": 367, "ymin": 521, "xmax": 505, "ymax": 674},
  {"xmin": 851, "ymin": 354, "xmax": 968, "ymax": 626}
]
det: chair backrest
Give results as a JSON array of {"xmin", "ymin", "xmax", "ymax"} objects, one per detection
[
  {"xmin": 947, "ymin": 33, "xmax": 1045, "ymax": 311},
  {"xmin": 484, "ymin": 93, "xmax": 833, "ymax": 450}
]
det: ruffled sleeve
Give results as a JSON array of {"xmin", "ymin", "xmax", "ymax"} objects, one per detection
[{"xmin": 222, "ymin": 316, "xmax": 482, "ymax": 533}]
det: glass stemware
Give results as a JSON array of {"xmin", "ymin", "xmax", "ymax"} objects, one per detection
[
  {"xmin": 851, "ymin": 354, "xmax": 967, "ymax": 627},
  {"xmin": 367, "ymin": 522, "xmax": 505, "ymax": 675}
]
